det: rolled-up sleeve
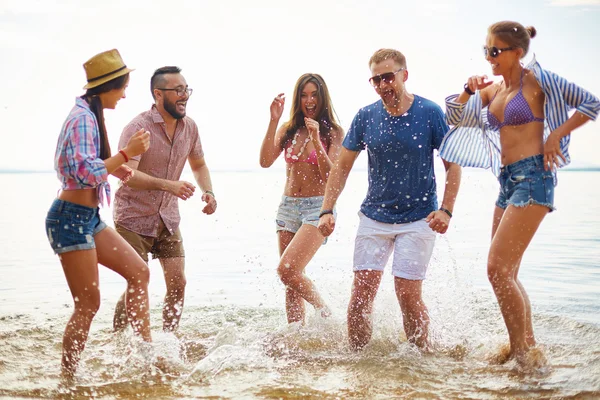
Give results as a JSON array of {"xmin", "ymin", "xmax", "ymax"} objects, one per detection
[
  {"xmin": 188, "ymin": 120, "xmax": 204, "ymax": 159},
  {"xmin": 445, "ymin": 94, "xmax": 466, "ymax": 126},
  {"xmin": 557, "ymin": 73, "xmax": 600, "ymax": 121},
  {"xmin": 63, "ymin": 115, "xmax": 108, "ymax": 187}
]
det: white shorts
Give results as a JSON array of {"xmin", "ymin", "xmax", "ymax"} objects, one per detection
[{"xmin": 353, "ymin": 212, "xmax": 436, "ymax": 280}]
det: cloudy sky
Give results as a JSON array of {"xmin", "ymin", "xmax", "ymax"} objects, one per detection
[{"xmin": 1, "ymin": 0, "xmax": 599, "ymax": 172}]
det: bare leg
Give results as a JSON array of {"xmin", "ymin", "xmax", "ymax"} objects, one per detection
[
  {"xmin": 347, "ymin": 270, "xmax": 383, "ymax": 350},
  {"xmin": 95, "ymin": 227, "xmax": 152, "ymax": 341},
  {"xmin": 491, "ymin": 207, "xmax": 536, "ymax": 353},
  {"xmin": 59, "ymin": 249, "xmax": 101, "ymax": 379},
  {"xmin": 394, "ymin": 278, "xmax": 429, "ymax": 349},
  {"xmin": 160, "ymin": 257, "xmax": 186, "ymax": 332},
  {"xmin": 487, "ymin": 204, "xmax": 548, "ymax": 362},
  {"xmin": 278, "ymin": 231, "xmax": 305, "ymax": 323},
  {"xmin": 277, "ymin": 225, "xmax": 329, "ymax": 323},
  {"xmin": 113, "ymin": 291, "xmax": 128, "ymax": 331},
  {"xmin": 113, "ymin": 253, "xmax": 148, "ymax": 332}
]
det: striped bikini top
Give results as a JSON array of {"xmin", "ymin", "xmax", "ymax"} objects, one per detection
[{"xmin": 487, "ymin": 69, "xmax": 545, "ymax": 130}]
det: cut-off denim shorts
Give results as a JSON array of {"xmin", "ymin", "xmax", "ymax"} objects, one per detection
[
  {"xmin": 276, "ymin": 196, "xmax": 335, "ymax": 243},
  {"xmin": 45, "ymin": 199, "xmax": 108, "ymax": 254},
  {"xmin": 496, "ymin": 154, "xmax": 555, "ymax": 212}
]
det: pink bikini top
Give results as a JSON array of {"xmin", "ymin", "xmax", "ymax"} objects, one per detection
[
  {"xmin": 284, "ymin": 136, "xmax": 328, "ymax": 166},
  {"xmin": 487, "ymin": 69, "xmax": 545, "ymax": 130}
]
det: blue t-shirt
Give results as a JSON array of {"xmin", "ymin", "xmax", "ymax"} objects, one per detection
[{"xmin": 343, "ymin": 95, "xmax": 448, "ymax": 224}]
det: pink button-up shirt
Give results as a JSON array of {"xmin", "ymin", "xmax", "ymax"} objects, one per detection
[{"xmin": 113, "ymin": 105, "xmax": 204, "ymax": 237}]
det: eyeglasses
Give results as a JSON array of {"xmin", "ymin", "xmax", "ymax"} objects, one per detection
[
  {"xmin": 483, "ymin": 46, "xmax": 515, "ymax": 58},
  {"xmin": 156, "ymin": 87, "xmax": 193, "ymax": 97},
  {"xmin": 369, "ymin": 68, "xmax": 405, "ymax": 87}
]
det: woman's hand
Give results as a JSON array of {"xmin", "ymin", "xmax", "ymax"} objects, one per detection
[
  {"xmin": 318, "ymin": 213, "xmax": 335, "ymax": 237},
  {"xmin": 305, "ymin": 117, "xmax": 320, "ymax": 142},
  {"xmin": 544, "ymin": 131, "xmax": 567, "ymax": 170},
  {"xmin": 270, "ymin": 93, "xmax": 285, "ymax": 122},
  {"xmin": 465, "ymin": 75, "xmax": 494, "ymax": 93},
  {"xmin": 124, "ymin": 129, "xmax": 151, "ymax": 158},
  {"xmin": 111, "ymin": 165, "xmax": 134, "ymax": 183}
]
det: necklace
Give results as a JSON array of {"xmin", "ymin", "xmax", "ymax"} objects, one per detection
[{"xmin": 286, "ymin": 129, "xmax": 310, "ymax": 160}]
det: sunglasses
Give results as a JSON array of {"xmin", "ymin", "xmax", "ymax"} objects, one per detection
[
  {"xmin": 369, "ymin": 68, "xmax": 405, "ymax": 87},
  {"xmin": 483, "ymin": 46, "xmax": 515, "ymax": 58}
]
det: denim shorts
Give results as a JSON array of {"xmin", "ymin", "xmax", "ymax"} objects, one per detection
[
  {"xmin": 496, "ymin": 154, "xmax": 555, "ymax": 212},
  {"xmin": 275, "ymin": 195, "xmax": 335, "ymax": 234},
  {"xmin": 45, "ymin": 199, "xmax": 108, "ymax": 254}
]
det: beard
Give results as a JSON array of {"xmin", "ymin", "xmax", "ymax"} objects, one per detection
[{"xmin": 164, "ymin": 97, "xmax": 186, "ymax": 119}]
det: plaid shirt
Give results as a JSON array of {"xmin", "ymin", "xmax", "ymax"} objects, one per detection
[{"xmin": 54, "ymin": 97, "xmax": 110, "ymax": 205}]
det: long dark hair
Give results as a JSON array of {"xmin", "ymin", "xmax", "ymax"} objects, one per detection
[
  {"xmin": 81, "ymin": 73, "xmax": 129, "ymax": 160},
  {"xmin": 280, "ymin": 73, "xmax": 342, "ymax": 149}
]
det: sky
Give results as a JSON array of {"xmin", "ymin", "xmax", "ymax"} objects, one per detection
[{"xmin": 1, "ymin": 0, "xmax": 599, "ymax": 172}]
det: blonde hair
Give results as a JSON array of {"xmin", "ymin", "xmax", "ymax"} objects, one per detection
[{"xmin": 368, "ymin": 48, "xmax": 407, "ymax": 69}]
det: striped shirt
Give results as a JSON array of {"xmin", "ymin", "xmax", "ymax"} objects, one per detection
[
  {"xmin": 54, "ymin": 97, "xmax": 110, "ymax": 205},
  {"xmin": 439, "ymin": 57, "xmax": 600, "ymax": 181}
]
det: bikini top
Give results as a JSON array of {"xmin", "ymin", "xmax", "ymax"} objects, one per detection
[
  {"xmin": 284, "ymin": 133, "xmax": 328, "ymax": 166},
  {"xmin": 487, "ymin": 69, "xmax": 545, "ymax": 130}
]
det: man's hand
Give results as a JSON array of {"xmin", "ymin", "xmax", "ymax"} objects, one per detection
[
  {"xmin": 425, "ymin": 210, "xmax": 451, "ymax": 234},
  {"xmin": 169, "ymin": 181, "xmax": 196, "ymax": 200},
  {"xmin": 305, "ymin": 117, "xmax": 320, "ymax": 142},
  {"xmin": 318, "ymin": 214, "xmax": 336, "ymax": 237},
  {"xmin": 201, "ymin": 192, "xmax": 217, "ymax": 214}
]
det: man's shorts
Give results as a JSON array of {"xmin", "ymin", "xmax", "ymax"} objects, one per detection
[
  {"xmin": 45, "ymin": 199, "xmax": 108, "ymax": 254},
  {"xmin": 496, "ymin": 154, "xmax": 555, "ymax": 212},
  {"xmin": 353, "ymin": 212, "xmax": 436, "ymax": 280},
  {"xmin": 114, "ymin": 220, "xmax": 185, "ymax": 262}
]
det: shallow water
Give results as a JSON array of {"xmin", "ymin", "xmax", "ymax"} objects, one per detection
[{"xmin": 0, "ymin": 169, "xmax": 598, "ymax": 398}]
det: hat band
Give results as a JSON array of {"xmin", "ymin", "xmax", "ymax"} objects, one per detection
[{"xmin": 87, "ymin": 65, "xmax": 127, "ymax": 83}]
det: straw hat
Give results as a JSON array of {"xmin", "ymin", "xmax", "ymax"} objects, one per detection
[{"xmin": 82, "ymin": 49, "xmax": 134, "ymax": 90}]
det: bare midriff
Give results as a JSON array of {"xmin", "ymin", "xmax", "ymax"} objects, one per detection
[
  {"xmin": 283, "ymin": 163, "xmax": 326, "ymax": 197},
  {"xmin": 58, "ymin": 188, "xmax": 99, "ymax": 208},
  {"xmin": 500, "ymin": 123, "xmax": 544, "ymax": 166}
]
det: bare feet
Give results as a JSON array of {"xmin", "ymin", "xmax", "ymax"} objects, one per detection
[
  {"xmin": 488, "ymin": 343, "xmax": 513, "ymax": 365},
  {"xmin": 515, "ymin": 346, "xmax": 548, "ymax": 373},
  {"xmin": 113, "ymin": 293, "xmax": 128, "ymax": 332},
  {"xmin": 488, "ymin": 344, "xmax": 548, "ymax": 373},
  {"xmin": 440, "ymin": 344, "xmax": 467, "ymax": 361}
]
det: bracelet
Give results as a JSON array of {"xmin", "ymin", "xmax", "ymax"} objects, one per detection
[
  {"xmin": 463, "ymin": 83, "xmax": 475, "ymax": 96},
  {"xmin": 440, "ymin": 207, "xmax": 453, "ymax": 218},
  {"xmin": 319, "ymin": 209, "xmax": 334, "ymax": 218},
  {"xmin": 119, "ymin": 149, "xmax": 129, "ymax": 162},
  {"xmin": 204, "ymin": 190, "xmax": 215, "ymax": 197}
]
